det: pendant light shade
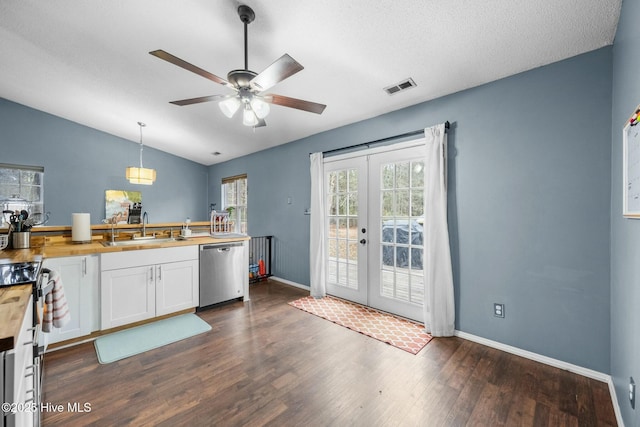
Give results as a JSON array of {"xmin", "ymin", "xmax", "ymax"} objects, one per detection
[
  {"xmin": 125, "ymin": 167, "xmax": 157, "ymax": 185},
  {"xmin": 126, "ymin": 122, "xmax": 156, "ymax": 185}
]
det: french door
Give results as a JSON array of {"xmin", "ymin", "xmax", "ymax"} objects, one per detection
[
  {"xmin": 324, "ymin": 143, "xmax": 425, "ymax": 321},
  {"xmin": 324, "ymin": 157, "xmax": 368, "ymax": 305}
]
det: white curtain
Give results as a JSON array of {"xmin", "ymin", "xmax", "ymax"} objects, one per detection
[
  {"xmin": 422, "ymin": 124, "xmax": 455, "ymax": 336},
  {"xmin": 309, "ymin": 152, "xmax": 326, "ymax": 298}
]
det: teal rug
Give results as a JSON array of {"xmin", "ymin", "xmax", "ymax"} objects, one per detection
[{"xmin": 94, "ymin": 314, "xmax": 211, "ymax": 364}]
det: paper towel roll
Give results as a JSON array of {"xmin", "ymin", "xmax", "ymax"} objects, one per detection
[{"xmin": 72, "ymin": 213, "xmax": 91, "ymax": 243}]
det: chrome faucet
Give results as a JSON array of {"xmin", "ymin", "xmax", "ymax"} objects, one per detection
[
  {"xmin": 102, "ymin": 218, "xmax": 118, "ymax": 243},
  {"xmin": 142, "ymin": 211, "xmax": 148, "ymax": 237}
]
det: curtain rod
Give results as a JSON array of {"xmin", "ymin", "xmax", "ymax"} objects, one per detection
[{"xmin": 321, "ymin": 121, "xmax": 450, "ymax": 156}]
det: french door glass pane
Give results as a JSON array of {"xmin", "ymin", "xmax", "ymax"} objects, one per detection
[
  {"xmin": 378, "ymin": 159, "xmax": 425, "ymax": 304},
  {"xmin": 327, "ymin": 167, "xmax": 359, "ymax": 290}
]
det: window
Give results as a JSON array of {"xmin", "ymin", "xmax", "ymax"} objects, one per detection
[
  {"xmin": 0, "ymin": 163, "xmax": 45, "ymax": 219},
  {"xmin": 222, "ymin": 174, "xmax": 247, "ymax": 233}
]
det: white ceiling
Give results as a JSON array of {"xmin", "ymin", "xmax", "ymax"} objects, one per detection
[{"xmin": 0, "ymin": 0, "xmax": 621, "ymax": 166}]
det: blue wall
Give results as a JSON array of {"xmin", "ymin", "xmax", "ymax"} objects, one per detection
[
  {"xmin": 210, "ymin": 47, "xmax": 612, "ymax": 373},
  {"xmin": 611, "ymin": 0, "xmax": 640, "ymax": 424},
  {"xmin": 0, "ymin": 99, "xmax": 209, "ymax": 225},
  {"xmin": 0, "ymin": 39, "xmax": 616, "ymax": 392}
]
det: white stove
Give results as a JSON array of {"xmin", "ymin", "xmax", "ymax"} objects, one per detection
[{"xmin": 1, "ymin": 257, "xmax": 46, "ymax": 427}]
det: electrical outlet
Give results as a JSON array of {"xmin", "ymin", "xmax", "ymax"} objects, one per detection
[
  {"xmin": 493, "ymin": 303, "xmax": 505, "ymax": 318},
  {"xmin": 630, "ymin": 377, "xmax": 636, "ymax": 409}
]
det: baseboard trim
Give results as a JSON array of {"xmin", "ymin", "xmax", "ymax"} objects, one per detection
[
  {"xmin": 607, "ymin": 376, "xmax": 625, "ymax": 427},
  {"xmin": 269, "ymin": 276, "xmax": 310, "ymax": 291},
  {"xmin": 454, "ymin": 330, "xmax": 608, "ymax": 381},
  {"xmin": 454, "ymin": 330, "xmax": 624, "ymax": 426}
]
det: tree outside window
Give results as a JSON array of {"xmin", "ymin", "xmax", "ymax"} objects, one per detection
[{"xmin": 222, "ymin": 174, "xmax": 247, "ymax": 233}]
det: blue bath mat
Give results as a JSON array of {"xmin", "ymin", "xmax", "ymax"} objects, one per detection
[{"xmin": 94, "ymin": 314, "xmax": 211, "ymax": 364}]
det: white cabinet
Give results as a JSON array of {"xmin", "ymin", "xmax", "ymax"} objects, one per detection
[
  {"xmin": 41, "ymin": 255, "xmax": 99, "ymax": 344},
  {"xmin": 156, "ymin": 260, "xmax": 200, "ymax": 316},
  {"xmin": 100, "ymin": 246, "xmax": 199, "ymax": 330},
  {"xmin": 100, "ymin": 265, "xmax": 155, "ymax": 328}
]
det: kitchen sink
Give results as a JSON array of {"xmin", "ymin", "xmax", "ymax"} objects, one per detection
[{"xmin": 101, "ymin": 238, "xmax": 176, "ymax": 247}]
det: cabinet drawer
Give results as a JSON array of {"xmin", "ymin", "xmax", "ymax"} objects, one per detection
[{"xmin": 101, "ymin": 246, "xmax": 198, "ymax": 271}]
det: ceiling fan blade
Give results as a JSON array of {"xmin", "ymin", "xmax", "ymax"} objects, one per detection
[
  {"xmin": 170, "ymin": 94, "xmax": 228, "ymax": 106},
  {"xmin": 149, "ymin": 50, "xmax": 234, "ymax": 89},
  {"xmin": 250, "ymin": 54, "xmax": 304, "ymax": 92},
  {"xmin": 265, "ymin": 94, "xmax": 326, "ymax": 114}
]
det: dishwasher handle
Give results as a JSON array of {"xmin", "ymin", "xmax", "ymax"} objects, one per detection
[{"xmin": 200, "ymin": 243, "xmax": 243, "ymax": 252}]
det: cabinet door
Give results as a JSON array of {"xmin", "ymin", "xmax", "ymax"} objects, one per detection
[
  {"xmin": 42, "ymin": 256, "xmax": 97, "ymax": 344},
  {"xmin": 156, "ymin": 260, "xmax": 199, "ymax": 316},
  {"xmin": 101, "ymin": 266, "xmax": 155, "ymax": 329}
]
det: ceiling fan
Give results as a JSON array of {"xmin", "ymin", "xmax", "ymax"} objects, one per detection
[{"xmin": 149, "ymin": 4, "xmax": 326, "ymax": 127}]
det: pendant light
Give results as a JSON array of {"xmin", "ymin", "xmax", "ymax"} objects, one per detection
[{"xmin": 125, "ymin": 122, "xmax": 156, "ymax": 185}]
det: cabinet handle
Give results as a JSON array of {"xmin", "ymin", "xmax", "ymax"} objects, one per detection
[
  {"xmin": 157, "ymin": 265, "xmax": 162, "ymax": 281},
  {"xmin": 150, "ymin": 266, "xmax": 154, "ymax": 283},
  {"xmin": 82, "ymin": 257, "xmax": 87, "ymax": 276}
]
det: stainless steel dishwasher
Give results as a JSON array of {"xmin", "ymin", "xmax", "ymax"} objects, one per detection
[{"xmin": 199, "ymin": 242, "xmax": 245, "ymax": 308}]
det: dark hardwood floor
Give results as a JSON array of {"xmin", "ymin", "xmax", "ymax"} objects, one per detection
[{"xmin": 42, "ymin": 280, "xmax": 617, "ymax": 426}]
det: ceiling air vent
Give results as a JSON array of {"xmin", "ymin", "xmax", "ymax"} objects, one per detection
[{"xmin": 384, "ymin": 78, "xmax": 417, "ymax": 95}]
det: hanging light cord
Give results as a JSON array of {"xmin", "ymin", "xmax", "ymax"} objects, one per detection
[{"xmin": 138, "ymin": 121, "xmax": 146, "ymax": 168}]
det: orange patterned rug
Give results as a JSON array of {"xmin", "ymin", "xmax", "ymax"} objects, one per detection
[{"xmin": 288, "ymin": 295, "xmax": 432, "ymax": 354}]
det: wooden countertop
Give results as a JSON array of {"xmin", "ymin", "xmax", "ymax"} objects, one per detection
[
  {"xmin": 0, "ymin": 284, "xmax": 32, "ymax": 352},
  {"xmin": 40, "ymin": 235, "xmax": 250, "ymax": 258},
  {"xmin": 0, "ymin": 221, "xmax": 213, "ymax": 233}
]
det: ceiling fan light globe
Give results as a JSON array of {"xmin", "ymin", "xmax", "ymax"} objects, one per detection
[
  {"xmin": 219, "ymin": 97, "xmax": 241, "ymax": 118},
  {"xmin": 242, "ymin": 107, "xmax": 259, "ymax": 127},
  {"xmin": 250, "ymin": 98, "xmax": 270, "ymax": 119}
]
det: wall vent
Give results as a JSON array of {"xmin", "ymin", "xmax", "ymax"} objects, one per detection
[{"xmin": 384, "ymin": 78, "xmax": 417, "ymax": 95}]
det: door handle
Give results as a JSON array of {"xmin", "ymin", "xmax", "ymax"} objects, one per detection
[{"xmin": 360, "ymin": 239, "xmax": 367, "ymax": 245}]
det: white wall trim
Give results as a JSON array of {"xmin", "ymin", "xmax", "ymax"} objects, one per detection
[
  {"xmin": 269, "ymin": 276, "xmax": 310, "ymax": 291},
  {"xmin": 454, "ymin": 330, "xmax": 608, "ymax": 381},
  {"xmin": 323, "ymin": 137, "xmax": 425, "ymax": 163},
  {"xmin": 607, "ymin": 376, "xmax": 625, "ymax": 427},
  {"xmin": 454, "ymin": 330, "xmax": 623, "ymax": 426}
]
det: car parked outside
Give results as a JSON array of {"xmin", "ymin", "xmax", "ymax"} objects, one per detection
[{"xmin": 381, "ymin": 218, "xmax": 423, "ymax": 269}]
